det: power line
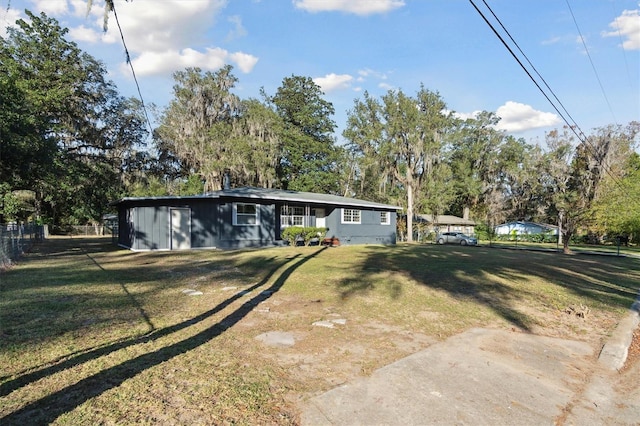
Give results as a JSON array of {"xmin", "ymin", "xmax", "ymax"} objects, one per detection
[
  {"xmin": 474, "ymin": 0, "xmax": 588, "ymax": 143},
  {"xmin": 609, "ymin": 0, "xmax": 635, "ymax": 92},
  {"xmin": 468, "ymin": 0, "xmax": 627, "ymax": 190},
  {"xmin": 565, "ymin": 0, "xmax": 618, "ymax": 126},
  {"xmin": 110, "ymin": 1, "xmax": 154, "ymax": 138}
]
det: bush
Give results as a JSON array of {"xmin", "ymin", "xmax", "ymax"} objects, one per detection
[{"xmin": 281, "ymin": 227, "xmax": 328, "ymax": 246}]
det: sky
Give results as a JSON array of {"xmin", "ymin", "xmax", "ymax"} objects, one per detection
[{"xmin": 2, "ymin": 0, "xmax": 639, "ymax": 147}]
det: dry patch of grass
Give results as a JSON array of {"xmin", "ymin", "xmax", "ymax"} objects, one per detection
[{"xmin": 1, "ymin": 238, "xmax": 639, "ymax": 424}]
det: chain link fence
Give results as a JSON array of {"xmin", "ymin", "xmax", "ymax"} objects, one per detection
[
  {"xmin": 1, "ymin": 223, "xmax": 46, "ymax": 269},
  {"xmin": 49, "ymin": 225, "xmax": 114, "ymax": 237}
]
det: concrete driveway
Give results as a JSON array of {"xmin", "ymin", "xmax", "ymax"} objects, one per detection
[{"xmin": 301, "ymin": 325, "xmax": 640, "ymax": 425}]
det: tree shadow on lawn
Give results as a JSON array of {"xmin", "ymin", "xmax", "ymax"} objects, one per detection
[
  {"xmin": 1, "ymin": 241, "xmax": 326, "ymax": 424},
  {"xmin": 1, "ymin": 238, "xmax": 291, "ymax": 363},
  {"xmin": 335, "ymin": 244, "xmax": 640, "ymax": 332}
]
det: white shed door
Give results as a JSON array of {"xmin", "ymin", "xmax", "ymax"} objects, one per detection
[{"xmin": 170, "ymin": 208, "xmax": 191, "ymax": 250}]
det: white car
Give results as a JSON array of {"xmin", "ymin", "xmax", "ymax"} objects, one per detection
[{"xmin": 436, "ymin": 232, "xmax": 478, "ymax": 246}]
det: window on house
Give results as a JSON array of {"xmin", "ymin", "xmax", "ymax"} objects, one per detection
[
  {"xmin": 233, "ymin": 203, "xmax": 259, "ymax": 225},
  {"xmin": 380, "ymin": 211, "xmax": 390, "ymax": 225},
  {"xmin": 342, "ymin": 208, "xmax": 361, "ymax": 224},
  {"xmin": 281, "ymin": 206, "xmax": 304, "ymax": 227}
]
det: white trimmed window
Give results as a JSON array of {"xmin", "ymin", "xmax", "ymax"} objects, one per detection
[
  {"xmin": 233, "ymin": 203, "xmax": 259, "ymax": 225},
  {"xmin": 380, "ymin": 211, "xmax": 390, "ymax": 225},
  {"xmin": 281, "ymin": 206, "xmax": 304, "ymax": 227},
  {"xmin": 342, "ymin": 208, "xmax": 361, "ymax": 224}
]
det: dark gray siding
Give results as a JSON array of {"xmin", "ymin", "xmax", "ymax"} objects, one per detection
[
  {"xmin": 116, "ymin": 196, "xmax": 396, "ymax": 251},
  {"xmin": 131, "ymin": 206, "xmax": 170, "ymax": 250},
  {"xmin": 216, "ymin": 203, "xmax": 277, "ymax": 249},
  {"xmin": 325, "ymin": 208, "xmax": 396, "ymax": 245},
  {"xmin": 117, "ymin": 207, "xmax": 134, "ymax": 249},
  {"xmin": 190, "ymin": 200, "xmax": 219, "ymax": 249}
]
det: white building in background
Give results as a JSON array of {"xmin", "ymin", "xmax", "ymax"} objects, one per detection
[{"xmin": 494, "ymin": 221, "xmax": 558, "ymax": 236}]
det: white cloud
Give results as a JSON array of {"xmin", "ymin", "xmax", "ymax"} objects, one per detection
[
  {"xmin": 0, "ymin": 7, "xmax": 22, "ymax": 38},
  {"xmin": 55, "ymin": 0, "xmax": 258, "ymax": 77},
  {"xmin": 378, "ymin": 82, "xmax": 394, "ymax": 90},
  {"xmin": 293, "ymin": 0, "xmax": 405, "ymax": 16},
  {"xmin": 494, "ymin": 101, "xmax": 561, "ymax": 132},
  {"xmin": 226, "ymin": 15, "xmax": 247, "ymax": 41},
  {"xmin": 68, "ymin": 24, "xmax": 101, "ymax": 42},
  {"xmin": 229, "ymin": 51, "xmax": 259, "ymax": 73},
  {"xmin": 602, "ymin": 8, "xmax": 640, "ymax": 50},
  {"xmin": 314, "ymin": 73, "xmax": 353, "ymax": 92},
  {"xmin": 32, "ymin": 0, "xmax": 71, "ymax": 15},
  {"xmin": 358, "ymin": 68, "xmax": 388, "ymax": 80},
  {"xmin": 452, "ymin": 110, "xmax": 483, "ymax": 121},
  {"xmin": 102, "ymin": 0, "xmax": 224, "ymax": 53},
  {"xmin": 125, "ymin": 47, "xmax": 258, "ymax": 77},
  {"xmin": 541, "ymin": 36, "xmax": 561, "ymax": 46}
]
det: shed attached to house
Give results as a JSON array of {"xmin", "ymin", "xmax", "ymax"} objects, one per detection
[{"xmin": 112, "ymin": 187, "xmax": 400, "ymax": 251}]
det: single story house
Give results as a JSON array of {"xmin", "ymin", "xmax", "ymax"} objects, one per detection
[
  {"xmin": 414, "ymin": 214, "xmax": 477, "ymax": 236},
  {"xmin": 112, "ymin": 187, "xmax": 400, "ymax": 251},
  {"xmin": 494, "ymin": 221, "xmax": 558, "ymax": 236}
]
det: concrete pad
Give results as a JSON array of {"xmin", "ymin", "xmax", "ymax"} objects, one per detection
[
  {"xmin": 255, "ymin": 331, "xmax": 296, "ymax": 347},
  {"xmin": 598, "ymin": 301, "xmax": 640, "ymax": 371},
  {"xmin": 313, "ymin": 321, "xmax": 336, "ymax": 328},
  {"xmin": 301, "ymin": 328, "xmax": 593, "ymax": 425}
]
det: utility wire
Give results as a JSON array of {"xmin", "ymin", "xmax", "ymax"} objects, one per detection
[
  {"xmin": 477, "ymin": 0, "xmax": 588, "ymax": 142},
  {"xmin": 469, "ymin": 0, "xmax": 586, "ymax": 142},
  {"xmin": 110, "ymin": 1, "xmax": 154, "ymax": 138},
  {"xmin": 469, "ymin": 0, "xmax": 626, "ymax": 189},
  {"xmin": 565, "ymin": 0, "xmax": 618, "ymax": 126},
  {"xmin": 609, "ymin": 0, "xmax": 635, "ymax": 92}
]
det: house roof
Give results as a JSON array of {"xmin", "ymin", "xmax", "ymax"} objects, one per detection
[
  {"xmin": 112, "ymin": 186, "xmax": 401, "ymax": 211},
  {"xmin": 495, "ymin": 221, "xmax": 558, "ymax": 230},
  {"xmin": 415, "ymin": 214, "xmax": 476, "ymax": 226}
]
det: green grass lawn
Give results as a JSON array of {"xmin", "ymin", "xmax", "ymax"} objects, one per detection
[{"xmin": 1, "ymin": 237, "xmax": 639, "ymax": 424}]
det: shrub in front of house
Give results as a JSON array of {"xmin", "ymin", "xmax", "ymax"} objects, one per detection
[{"xmin": 281, "ymin": 227, "xmax": 328, "ymax": 246}]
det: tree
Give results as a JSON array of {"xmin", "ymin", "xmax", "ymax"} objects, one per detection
[
  {"xmin": 342, "ymin": 91, "xmax": 396, "ymax": 203},
  {"xmin": 228, "ymin": 98, "xmax": 283, "ymax": 188},
  {"xmin": 155, "ymin": 66, "xmax": 241, "ymax": 192},
  {"xmin": 0, "ymin": 72, "xmax": 53, "ymax": 221},
  {"xmin": 497, "ymin": 136, "xmax": 543, "ymax": 222},
  {"xmin": 591, "ymin": 152, "xmax": 640, "ymax": 242},
  {"xmin": 1, "ymin": 11, "xmax": 147, "ymax": 226},
  {"xmin": 271, "ymin": 75, "xmax": 342, "ymax": 193},
  {"xmin": 540, "ymin": 124, "xmax": 636, "ymax": 253},
  {"xmin": 588, "ymin": 122, "xmax": 640, "ymax": 242},
  {"xmin": 448, "ymin": 112, "xmax": 505, "ymax": 219},
  {"xmin": 344, "ymin": 86, "xmax": 452, "ymax": 242}
]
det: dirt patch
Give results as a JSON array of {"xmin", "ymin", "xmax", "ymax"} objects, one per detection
[
  {"xmin": 621, "ymin": 326, "xmax": 640, "ymax": 372},
  {"xmin": 615, "ymin": 326, "xmax": 640, "ymax": 398},
  {"xmin": 234, "ymin": 292, "xmax": 624, "ymax": 414},
  {"xmin": 234, "ymin": 295, "xmax": 439, "ymax": 403}
]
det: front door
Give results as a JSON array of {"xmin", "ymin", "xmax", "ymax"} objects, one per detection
[
  {"xmin": 315, "ymin": 208, "xmax": 326, "ymax": 228},
  {"xmin": 170, "ymin": 208, "xmax": 191, "ymax": 250}
]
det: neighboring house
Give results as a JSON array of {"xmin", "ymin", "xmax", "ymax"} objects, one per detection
[
  {"xmin": 494, "ymin": 221, "xmax": 558, "ymax": 236},
  {"xmin": 414, "ymin": 214, "xmax": 477, "ymax": 236},
  {"xmin": 112, "ymin": 187, "xmax": 400, "ymax": 251}
]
